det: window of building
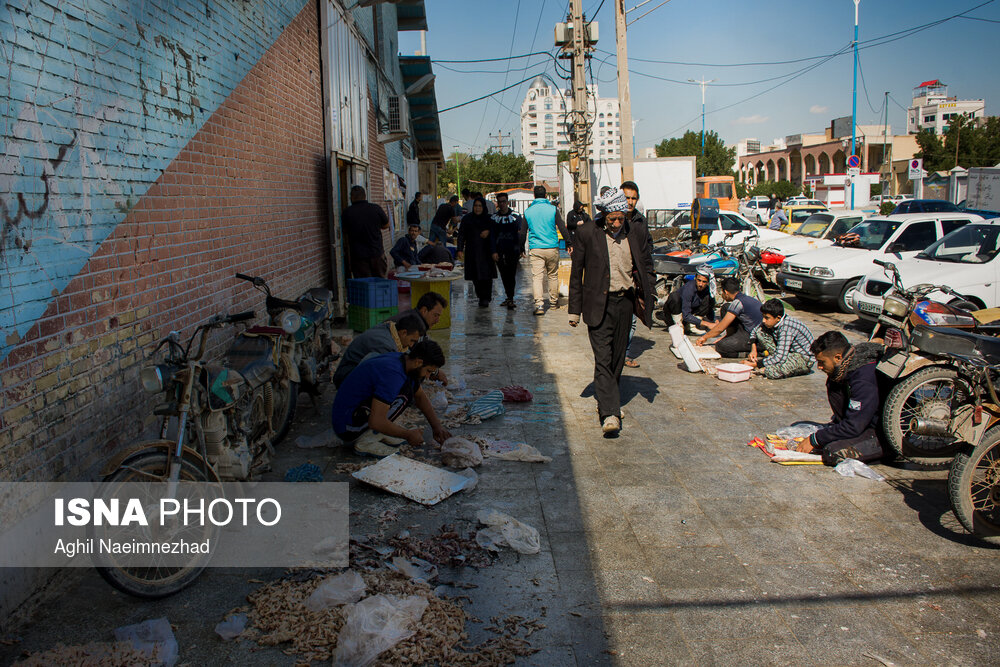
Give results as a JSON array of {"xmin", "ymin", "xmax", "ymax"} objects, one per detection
[
  {"xmin": 528, "ymin": 104, "xmax": 536, "ymax": 111},
  {"xmin": 924, "ymin": 115, "xmax": 936, "ymax": 123},
  {"xmin": 544, "ymin": 100, "xmax": 552, "ymax": 110},
  {"xmin": 599, "ymin": 122, "xmax": 604, "ymax": 127}
]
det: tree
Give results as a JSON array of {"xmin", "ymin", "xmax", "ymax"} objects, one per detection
[
  {"xmin": 917, "ymin": 116, "xmax": 1000, "ymax": 172},
  {"xmin": 748, "ymin": 180, "xmax": 799, "ymax": 200},
  {"xmin": 655, "ymin": 130, "xmax": 736, "ymax": 177},
  {"xmin": 437, "ymin": 150, "xmax": 533, "ymax": 198},
  {"xmin": 557, "ymin": 149, "xmax": 571, "ymax": 164}
]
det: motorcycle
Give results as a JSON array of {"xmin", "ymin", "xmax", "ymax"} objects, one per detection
[
  {"xmin": 234, "ymin": 273, "xmax": 336, "ymax": 444},
  {"xmin": 869, "ymin": 259, "xmax": 998, "ymax": 467},
  {"xmin": 900, "ymin": 327, "xmax": 1000, "ymax": 543},
  {"xmin": 97, "ymin": 310, "xmax": 275, "ymax": 597}
]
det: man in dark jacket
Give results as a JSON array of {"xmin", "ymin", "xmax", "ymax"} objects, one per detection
[
  {"xmin": 568, "ymin": 187, "xmax": 655, "ymax": 436},
  {"xmin": 795, "ymin": 331, "xmax": 884, "ymax": 464},
  {"xmin": 664, "ymin": 265, "xmax": 716, "ymax": 334},
  {"xmin": 565, "ymin": 199, "xmax": 591, "ymax": 251},
  {"xmin": 491, "ymin": 191, "xmax": 527, "ymax": 308},
  {"xmin": 390, "ymin": 223, "xmax": 421, "ymax": 269},
  {"xmin": 430, "ymin": 196, "xmax": 458, "ymax": 246},
  {"xmin": 342, "ymin": 185, "xmax": 390, "ymax": 278},
  {"xmin": 407, "ymin": 192, "xmax": 422, "ymax": 228}
]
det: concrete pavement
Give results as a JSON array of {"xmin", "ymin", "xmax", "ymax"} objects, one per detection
[{"xmin": 3, "ymin": 266, "xmax": 998, "ymax": 666}]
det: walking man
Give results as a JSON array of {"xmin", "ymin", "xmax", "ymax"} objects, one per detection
[
  {"xmin": 568, "ymin": 187, "xmax": 656, "ymax": 436},
  {"xmin": 523, "ymin": 185, "xmax": 571, "ymax": 315},
  {"xmin": 491, "ymin": 191, "xmax": 527, "ymax": 308},
  {"xmin": 407, "ymin": 191, "xmax": 423, "ymax": 228},
  {"xmin": 342, "ymin": 185, "xmax": 390, "ymax": 278}
]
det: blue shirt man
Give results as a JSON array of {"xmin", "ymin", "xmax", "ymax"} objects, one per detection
[{"xmin": 522, "ymin": 185, "xmax": 571, "ymax": 314}]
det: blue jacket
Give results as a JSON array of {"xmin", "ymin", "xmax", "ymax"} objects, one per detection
[
  {"xmin": 812, "ymin": 344, "xmax": 883, "ymax": 447},
  {"xmin": 523, "ymin": 198, "xmax": 569, "ymax": 250}
]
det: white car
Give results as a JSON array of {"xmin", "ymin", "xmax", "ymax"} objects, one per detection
[
  {"xmin": 787, "ymin": 198, "xmax": 825, "ymax": 207},
  {"xmin": 776, "ymin": 212, "xmax": 984, "ymax": 313},
  {"xmin": 763, "ymin": 210, "xmax": 868, "ymax": 259},
  {"xmin": 739, "ymin": 197, "xmax": 771, "ymax": 223},
  {"xmin": 853, "ymin": 218, "xmax": 1000, "ymax": 320},
  {"xmin": 663, "ymin": 209, "xmax": 789, "ymax": 248}
]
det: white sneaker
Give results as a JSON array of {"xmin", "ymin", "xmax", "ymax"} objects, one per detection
[
  {"xmin": 378, "ymin": 433, "xmax": 406, "ymax": 446},
  {"xmin": 353, "ymin": 431, "xmax": 400, "ymax": 458},
  {"xmin": 601, "ymin": 415, "xmax": 621, "ymax": 435}
]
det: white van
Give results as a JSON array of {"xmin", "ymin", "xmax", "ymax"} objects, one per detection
[
  {"xmin": 776, "ymin": 212, "xmax": 984, "ymax": 313},
  {"xmin": 853, "ymin": 218, "xmax": 1000, "ymax": 320}
]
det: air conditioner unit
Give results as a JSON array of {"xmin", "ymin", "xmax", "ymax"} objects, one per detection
[{"xmin": 387, "ymin": 95, "xmax": 409, "ymax": 134}]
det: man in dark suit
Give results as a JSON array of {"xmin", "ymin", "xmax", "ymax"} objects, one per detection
[{"xmin": 568, "ymin": 187, "xmax": 656, "ymax": 435}]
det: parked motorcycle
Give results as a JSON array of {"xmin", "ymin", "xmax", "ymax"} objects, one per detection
[
  {"xmin": 899, "ymin": 328, "xmax": 1000, "ymax": 543},
  {"xmin": 869, "ymin": 259, "xmax": 996, "ymax": 467},
  {"xmin": 97, "ymin": 310, "xmax": 274, "ymax": 597},
  {"xmin": 235, "ymin": 273, "xmax": 336, "ymax": 444}
]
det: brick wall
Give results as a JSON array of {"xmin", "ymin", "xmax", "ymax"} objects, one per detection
[{"xmin": 1, "ymin": 0, "xmax": 329, "ymax": 622}]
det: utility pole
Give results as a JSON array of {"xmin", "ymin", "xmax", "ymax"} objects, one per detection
[
  {"xmin": 453, "ymin": 145, "xmax": 461, "ymax": 196},
  {"xmin": 569, "ymin": 0, "xmax": 591, "ymax": 206},
  {"xmin": 688, "ymin": 77, "xmax": 715, "ymax": 172},
  {"xmin": 882, "ymin": 91, "xmax": 890, "ymax": 196},
  {"xmin": 615, "ymin": 0, "xmax": 634, "ymax": 182},
  {"xmin": 850, "ymin": 0, "xmax": 859, "ymax": 210},
  {"xmin": 490, "ymin": 131, "xmax": 511, "ymax": 153}
]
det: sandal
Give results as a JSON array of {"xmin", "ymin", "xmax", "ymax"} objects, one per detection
[{"xmin": 624, "ymin": 357, "xmax": 639, "ymax": 368}]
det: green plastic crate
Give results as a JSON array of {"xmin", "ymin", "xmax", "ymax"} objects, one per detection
[{"xmin": 347, "ymin": 304, "xmax": 398, "ymax": 332}]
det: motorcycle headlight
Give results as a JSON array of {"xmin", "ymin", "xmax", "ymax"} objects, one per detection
[
  {"xmin": 279, "ymin": 309, "xmax": 302, "ymax": 335},
  {"xmin": 140, "ymin": 365, "xmax": 173, "ymax": 393},
  {"xmin": 810, "ymin": 266, "xmax": 834, "ymax": 278},
  {"xmin": 883, "ymin": 294, "xmax": 909, "ymax": 318}
]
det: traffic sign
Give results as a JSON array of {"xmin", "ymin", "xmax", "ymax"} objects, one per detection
[
  {"xmin": 847, "ymin": 155, "xmax": 861, "ymax": 169},
  {"xmin": 847, "ymin": 167, "xmax": 861, "ymax": 178},
  {"xmin": 909, "ymin": 158, "xmax": 923, "ymax": 179}
]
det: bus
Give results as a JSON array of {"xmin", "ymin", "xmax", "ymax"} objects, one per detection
[{"xmin": 695, "ymin": 176, "xmax": 737, "ymax": 211}]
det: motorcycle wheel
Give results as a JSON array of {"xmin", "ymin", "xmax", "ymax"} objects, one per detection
[
  {"xmin": 948, "ymin": 426, "xmax": 1000, "ymax": 545},
  {"xmin": 882, "ymin": 365, "xmax": 962, "ymax": 468},
  {"xmin": 95, "ymin": 452, "xmax": 215, "ymax": 599},
  {"xmin": 269, "ymin": 357, "xmax": 299, "ymax": 447}
]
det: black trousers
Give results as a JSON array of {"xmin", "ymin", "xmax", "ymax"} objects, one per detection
[
  {"xmin": 496, "ymin": 253, "xmax": 520, "ymax": 299},
  {"xmin": 715, "ymin": 322, "xmax": 751, "ymax": 357},
  {"xmin": 665, "ymin": 288, "xmax": 713, "ymax": 330},
  {"xmin": 473, "ymin": 279, "xmax": 493, "ymax": 303},
  {"xmin": 820, "ymin": 428, "xmax": 883, "ymax": 466},
  {"xmin": 588, "ymin": 292, "xmax": 634, "ymax": 422}
]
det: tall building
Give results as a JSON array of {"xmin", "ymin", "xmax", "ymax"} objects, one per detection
[
  {"xmin": 907, "ymin": 80, "xmax": 985, "ymax": 135},
  {"xmin": 519, "ymin": 76, "xmax": 621, "ymax": 164}
]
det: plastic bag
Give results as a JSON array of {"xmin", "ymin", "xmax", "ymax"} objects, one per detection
[
  {"xmin": 296, "ymin": 428, "xmax": 335, "ymax": 449},
  {"xmin": 214, "ymin": 613, "xmax": 247, "ymax": 641},
  {"xmin": 440, "ymin": 437, "xmax": 483, "ymax": 468},
  {"xmin": 304, "ymin": 570, "xmax": 367, "ymax": 611},
  {"xmin": 499, "ymin": 385, "xmax": 533, "ymax": 402},
  {"xmin": 467, "ymin": 391, "xmax": 506, "ymax": 420},
  {"xmin": 475, "ymin": 509, "xmax": 540, "ymax": 555},
  {"xmin": 390, "ymin": 556, "xmax": 438, "ymax": 583},
  {"xmin": 481, "ymin": 439, "xmax": 551, "ymax": 463},
  {"xmin": 835, "ymin": 459, "xmax": 886, "ymax": 481},
  {"xmin": 457, "ymin": 467, "xmax": 478, "ymax": 492},
  {"xmin": 332, "ymin": 594, "xmax": 429, "ymax": 667},
  {"xmin": 423, "ymin": 383, "xmax": 449, "ymax": 412},
  {"xmin": 113, "ymin": 617, "xmax": 178, "ymax": 667},
  {"xmin": 775, "ymin": 423, "xmax": 822, "ymax": 440}
]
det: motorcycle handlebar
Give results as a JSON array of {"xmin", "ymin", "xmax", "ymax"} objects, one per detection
[
  {"xmin": 235, "ymin": 272, "xmax": 254, "ymax": 281},
  {"xmin": 226, "ymin": 311, "xmax": 255, "ymax": 323}
]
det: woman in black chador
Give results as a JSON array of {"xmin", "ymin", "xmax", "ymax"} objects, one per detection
[{"xmin": 456, "ymin": 196, "xmax": 497, "ymax": 307}]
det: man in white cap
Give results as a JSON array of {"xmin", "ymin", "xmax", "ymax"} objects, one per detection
[
  {"xmin": 663, "ymin": 264, "xmax": 717, "ymax": 335},
  {"xmin": 568, "ymin": 187, "xmax": 656, "ymax": 436}
]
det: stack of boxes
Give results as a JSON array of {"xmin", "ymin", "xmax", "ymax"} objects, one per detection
[{"xmin": 346, "ymin": 277, "xmax": 397, "ymax": 331}]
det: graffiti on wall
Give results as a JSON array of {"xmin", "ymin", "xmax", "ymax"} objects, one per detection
[{"xmin": 0, "ymin": 0, "xmax": 307, "ymax": 360}]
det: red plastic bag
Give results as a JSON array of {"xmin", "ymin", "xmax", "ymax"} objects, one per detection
[{"xmin": 499, "ymin": 385, "xmax": 533, "ymax": 402}]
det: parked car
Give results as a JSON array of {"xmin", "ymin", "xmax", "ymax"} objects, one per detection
[
  {"xmin": 853, "ymin": 218, "xmax": 1000, "ymax": 320},
  {"xmin": 756, "ymin": 210, "xmax": 867, "ymax": 283},
  {"xmin": 892, "ymin": 199, "xmax": 960, "ymax": 214},
  {"xmin": 787, "ymin": 198, "xmax": 825, "ymax": 207},
  {"xmin": 778, "ymin": 204, "xmax": 829, "ymax": 233},
  {"xmin": 739, "ymin": 196, "xmax": 772, "ymax": 223},
  {"xmin": 776, "ymin": 212, "xmax": 984, "ymax": 313},
  {"xmin": 655, "ymin": 209, "xmax": 789, "ymax": 248}
]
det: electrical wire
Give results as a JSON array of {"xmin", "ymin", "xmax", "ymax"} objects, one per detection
[
  {"xmin": 855, "ymin": 52, "xmax": 885, "ymax": 117},
  {"xmin": 413, "ymin": 72, "xmax": 554, "ymax": 121}
]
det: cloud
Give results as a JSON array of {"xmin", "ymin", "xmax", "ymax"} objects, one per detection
[
  {"xmin": 735, "ymin": 114, "xmax": 768, "ymax": 125},
  {"xmin": 810, "ymin": 105, "xmax": 829, "ymax": 114}
]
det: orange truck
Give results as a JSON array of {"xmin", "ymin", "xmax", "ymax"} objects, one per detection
[{"xmin": 695, "ymin": 175, "xmax": 737, "ymax": 211}]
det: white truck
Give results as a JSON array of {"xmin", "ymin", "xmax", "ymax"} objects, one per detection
[
  {"xmin": 966, "ymin": 166, "xmax": 1000, "ymax": 215},
  {"xmin": 559, "ymin": 156, "xmax": 697, "ymax": 213}
]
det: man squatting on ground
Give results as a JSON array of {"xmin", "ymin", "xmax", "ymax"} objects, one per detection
[
  {"xmin": 665, "ymin": 264, "xmax": 716, "ymax": 334},
  {"xmin": 331, "ymin": 339, "xmax": 452, "ymax": 458},
  {"xmin": 695, "ymin": 277, "xmax": 764, "ymax": 357},
  {"xmin": 331, "ymin": 312, "xmax": 425, "ymax": 388},
  {"xmin": 568, "ymin": 187, "xmax": 655, "ymax": 436},
  {"xmin": 793, "ymin": 331, "xmax": 885, "ymax": 465},
  {"xmin": 386, "ymin": 291, "xmax": 450, "ymax": 386},
  {"xmin": 390, "ymin": 222, "xmax": 421, "ymax": 270},
  {"xmin": 744, "ymin": 298, "xmax": 815, "ymax": 379}
]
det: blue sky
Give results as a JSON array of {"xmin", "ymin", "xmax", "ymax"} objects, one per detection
[{"xmin": 399, "ymin": 0, "xmax": 1000, "ymax": 156}]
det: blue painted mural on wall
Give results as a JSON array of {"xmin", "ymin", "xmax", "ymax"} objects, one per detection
[{"xmin": 0, "ymin": 0, "xmax": 308, "ymax": 361}]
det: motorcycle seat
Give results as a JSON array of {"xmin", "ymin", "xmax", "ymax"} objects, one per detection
[
  {"xmin": 921, "ymin": 325, "xmax": 1000, "ymax": 366},
  {"xmin": 225, "ymin": 334, "xmax": 277, "ymax": 388}
]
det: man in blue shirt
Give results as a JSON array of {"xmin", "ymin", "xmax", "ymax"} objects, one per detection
[
  {"xmin": 523, "ymin": 185, "xmax": 571, "ymax": 315},
  {"xmin": 696, "ymin": 277, "xmax": 763, "ymax": 357},
  {"xmin": 331, "ymin": 340, "xmax": 452, "ymax": 457},
  {"xmin": 390, "ymin": 224, "xmax": 421, "ymax": 269},
  {"xmin": 664, "ymin": 265, "xmax": 716, "ymax": 335}
]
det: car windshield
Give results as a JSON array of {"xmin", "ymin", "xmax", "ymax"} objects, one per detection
[
  {"xmin": 838, "ymin": 219, "xmax": 901, "ymax": 250},
  {"xmin": 790, "ymin": 209, "xmax": 822, "ymax": 224},
  {"xmin": 794, "ymin": 214, "xmax": 833, "ymax": 238},
  {"xmin": 916, "ymin": 224, "xmax": 1000, "ymax": 263}
]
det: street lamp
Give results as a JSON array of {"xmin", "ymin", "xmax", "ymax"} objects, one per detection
[
  {"xmin": 850, "ymin": 0, "xmax": 860, "ymax": 210},
  {"xmin": 688, "ymin": 77, "xmax": 715, "ymax": 171}
]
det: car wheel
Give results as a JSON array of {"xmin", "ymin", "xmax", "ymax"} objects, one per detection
[{"xmin": 838, "ymin": 279, "xmax": 859, "ymax": 314}]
